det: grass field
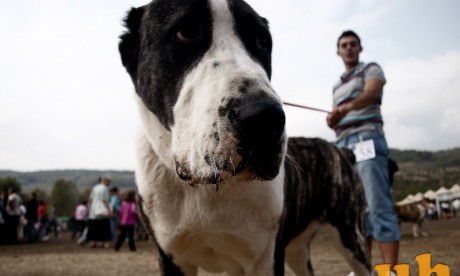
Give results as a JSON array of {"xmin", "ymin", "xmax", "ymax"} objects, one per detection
[{"xmin": 1, "ymin": 218, "xmax": 459, "ymax": 275}]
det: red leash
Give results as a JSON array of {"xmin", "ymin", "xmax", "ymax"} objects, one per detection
[{"xmin": 283, "ymin": 101, "xmax": 330, "ymax": 114}]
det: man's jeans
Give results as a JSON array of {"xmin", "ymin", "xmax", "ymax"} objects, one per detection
[{"xmin": 337, "ymin": 127, "xmax": 400, "ymax": 242}]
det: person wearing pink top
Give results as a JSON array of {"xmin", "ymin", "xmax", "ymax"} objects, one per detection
[
  {"xmin": 72, "ymin": 200, "xmax": 88, "ymax": 240},
  {"xmin": 114, "ymin": 190, "xmax": 138, "ymax": 252}
]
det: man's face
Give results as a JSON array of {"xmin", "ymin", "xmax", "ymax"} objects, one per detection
[{"xmin": 337, "ymin": 36, "xmax": 362, "ymax": 65}]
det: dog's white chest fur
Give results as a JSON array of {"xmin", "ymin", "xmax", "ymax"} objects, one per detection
[{"xmin": 136, "ymin": 132, "xmax": 284, "ymax": 274}]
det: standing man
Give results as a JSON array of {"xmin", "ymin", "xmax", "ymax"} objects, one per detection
[
  {"xmin": 25, "ymin": 192, "xmax": 39, "ymax": 242},
  {"xmin": 5, "ymin": 188, "xmax": 22, "ymax": 244},
  {"xmin": 327, "ymin": 30, "xmax": 400, "ymax": 273},
  {"xmin": 87, "ymin": 176, "xmax": 112, "ymax": 248}
]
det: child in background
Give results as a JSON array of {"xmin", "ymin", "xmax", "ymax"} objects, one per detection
[
  {"xmin": 37, "ymin": 200, "xmax": 50, "ymax": 241},
  {"xmin": 114, "ymin": 190, "xmax": 138, "ymax": 252},
  {"xmin": 72, "ymin": 200, "xmax": 88, "ymax": 240},
  {"xmin": 109, "ymin": 187, "xmax": 121, "ymax": 241}
]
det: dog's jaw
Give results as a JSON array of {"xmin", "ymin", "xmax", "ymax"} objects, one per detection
[
  {"xmin": 135, "ymin": 96, "xmax": 175, "ymax": 170},
  {"xmin": 135, "ymin": 135, "xmax": 285, "ymax": 274}
]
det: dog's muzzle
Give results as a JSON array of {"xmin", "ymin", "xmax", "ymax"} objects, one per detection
[{"xmin": 230, "ymin": 93, "xmax": 286, "ymax": 180}]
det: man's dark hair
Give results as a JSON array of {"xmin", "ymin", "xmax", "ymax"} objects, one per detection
[{"xmin": 337, "ymin": 30, "xmax": 361, "ymax": 48}]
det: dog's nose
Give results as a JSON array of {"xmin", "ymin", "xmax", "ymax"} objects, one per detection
[
  {"xmin": 236, "ymin": 97, "xmax": 285, "ymax": 142},
  {"xmin": 230, "ymin": 93, "xmax": 285, "ymax": 179},
  {"xmin": 231, "ymin": 93, "xmax": 285, "ymax": 152}
]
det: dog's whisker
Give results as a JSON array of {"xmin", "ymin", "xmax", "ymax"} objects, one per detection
[
  {"xmin": 211, "ymin": 155, "xmax": 219, "ymax": 177},
  {"xmin": 285, "ymin": 153, "xmax": 299, "ymax": 169},
  {"xmin": 229, "ymin": 155, "xmax": 236, "ymax": 174},
  {"xmin": 285, "ymin": 153, "xmax": 307, "ymax": 180}
]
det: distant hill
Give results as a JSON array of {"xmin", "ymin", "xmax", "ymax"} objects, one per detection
[
  {"xmin": 0, "ymin": 170, "xmax": 135, "ymax": 193},
  {"xmin": 1, "ymin": 147, "xmax": 459, "ymax": 200},
  {"xmin": 389, "ymin": 147, "xmax": 460, "ymax": 201}
]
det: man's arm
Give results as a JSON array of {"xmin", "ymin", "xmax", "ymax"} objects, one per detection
[{"xmin": 327, "ymin": 78, "xmax": 384, "ymax": 128}]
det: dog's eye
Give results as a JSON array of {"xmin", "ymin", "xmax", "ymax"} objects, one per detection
[
  {"xmin": 176, "ymin": 24, "xmax": 201, "ymax": 43},
  {"xmin": 255, "ymin": 36, "xmax": 268, "ymax": 50}
]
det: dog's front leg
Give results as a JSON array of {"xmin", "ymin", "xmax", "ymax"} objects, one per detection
[{"xmin": 274, "ymin": 235, "xmax": 286, "ymax": 276}]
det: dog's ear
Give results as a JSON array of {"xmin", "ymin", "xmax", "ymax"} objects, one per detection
[{"xmin": 119, "ymin": 7, "xmax": 144, "ymax": 81}]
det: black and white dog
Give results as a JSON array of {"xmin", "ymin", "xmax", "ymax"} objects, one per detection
[{"xmin": 119, "ymin": 0, "xmax": 370, "ymax": 275}]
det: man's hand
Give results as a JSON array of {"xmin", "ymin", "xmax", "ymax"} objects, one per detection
[
  {"xmin": 326, "ymin": 103, "xmax": 351, "ymax": 128},
  {"xmin": 327, "ymin": 78, "xmax": 384, "ymax": 128}
]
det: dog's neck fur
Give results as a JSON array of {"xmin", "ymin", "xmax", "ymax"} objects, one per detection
[{"xmin": 135, "ymin": 96, "xmax": 174, "ymax": 169}]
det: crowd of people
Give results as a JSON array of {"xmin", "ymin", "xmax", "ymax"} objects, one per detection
[
  {"xmin": 1, "ymin": 176, "xmax": 143, "ymax": 252},
  {"xmin": 0, "ymin": 189, "xmax": 58, "ymax": 244},
  {"xmin": 70, "ymin": 176, "xmax": 141, "ymax": 252}
]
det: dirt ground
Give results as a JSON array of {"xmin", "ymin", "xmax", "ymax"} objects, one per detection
[{"xmin": 1, "ymin": 218, "xmax": 459, "ymax": 276}]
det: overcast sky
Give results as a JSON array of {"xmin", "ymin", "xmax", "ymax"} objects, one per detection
[{"xmin": 1, "ymin": 0, "xmax": 459, "ymax": 172}]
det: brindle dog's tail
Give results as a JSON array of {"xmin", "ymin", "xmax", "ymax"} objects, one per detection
[{"xmin": 340, "ymin": 147, "xmax": 356, "ymax": 164}]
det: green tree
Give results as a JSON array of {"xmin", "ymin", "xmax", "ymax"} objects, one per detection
[
  {"xmin": 50, "ymin": 179, "xmax": 79, "ymax": 217},
  {"xmin": 31, "ymin": 188, "xmax": 49, "ymax": 203},
  {"xmin": 79, "ymin": 187, "xmax": 92, "ymax": 204},
  {"xmin": 0, "ymin": 176, "xmax": 22, "ymax": 194}
]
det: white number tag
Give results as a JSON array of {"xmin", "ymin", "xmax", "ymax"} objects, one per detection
[{"xmin": 354, "ymin": 139, "xmax": 376, "ymax": 162}]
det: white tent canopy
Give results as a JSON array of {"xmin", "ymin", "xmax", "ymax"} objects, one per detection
[
  {"xmin": 396, "ymin": 184, "xmax": 459, "ymax": 218},
  {"xmin": 450, "ymin": 183, "xmax": 460, "ymax": 193},
  {"xmin": 396, "ymin": 184, "xmax": 459, "ymax": 206},
  {"xmin": 450, "ymin": 184, "xmax": 460, "ymax": 198},
  {"xmin": 423, "ymin": 189, "xmax": 437, "ymax": 200},
  {"xmin": 436, "ymin": 186, "xmax": 450, "ymax": 195},
  {"xmin": 397, "ymin": 192, "xmax": 424, "ymax": 205}
]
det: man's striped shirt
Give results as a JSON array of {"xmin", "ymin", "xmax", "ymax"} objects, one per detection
[{"xmin": 332, "ymin": 62, "xmax": 386, "ymax": 140}]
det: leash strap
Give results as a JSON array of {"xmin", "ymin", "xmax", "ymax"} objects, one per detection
[{"xmin": 283, "ymin": 101, "xmax": 330, "ymax": 114}]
